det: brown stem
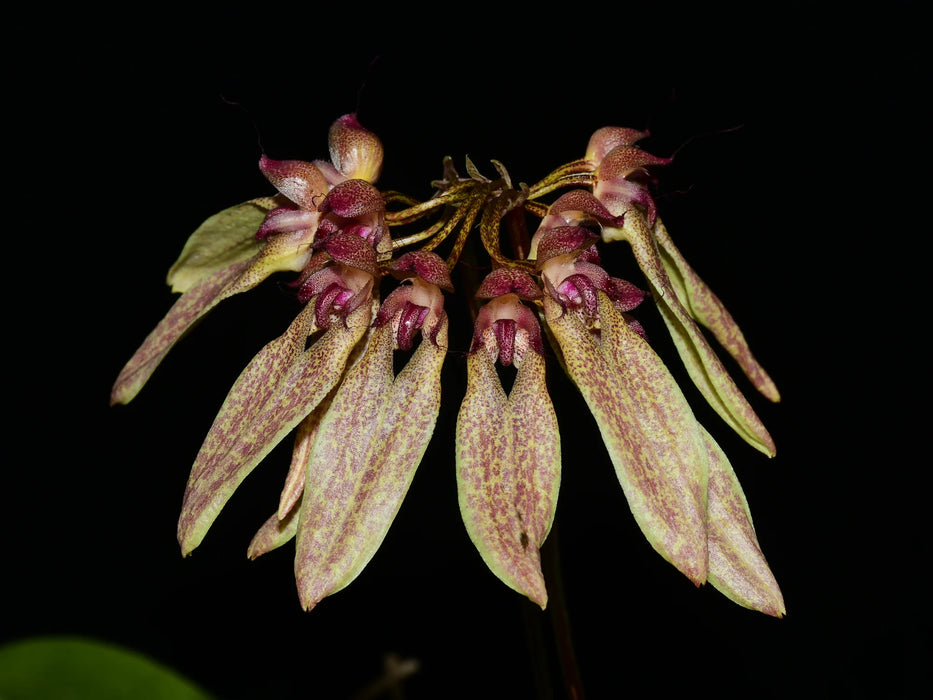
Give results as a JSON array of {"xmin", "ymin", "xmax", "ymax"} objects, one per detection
[{"xmin": 542, "ymin": 524, "xmax": 586, "ymax": 700}]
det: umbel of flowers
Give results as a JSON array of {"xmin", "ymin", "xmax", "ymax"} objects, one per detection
[{"xmin": 112, "ymin": 114, "xmax": 785, "ymax": 617}]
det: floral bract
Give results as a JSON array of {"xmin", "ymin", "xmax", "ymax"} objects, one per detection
[{"xmin": 112, "ymin": 113, "xmax": 784, "ymax": 617}]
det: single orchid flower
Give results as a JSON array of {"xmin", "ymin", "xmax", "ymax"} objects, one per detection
[
  {"xmin": 456, "ymin": 269, "xmax": 560, "ymax": 609},
  {"xmin": 534, "ymin": 218, "xmax": 709, "ymax": 585},
  {"xmin": 112, "ymin": 113, "xmax": 785, "ymax": 619}
]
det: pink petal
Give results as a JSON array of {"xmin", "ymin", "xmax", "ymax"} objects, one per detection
[
  {"xmin": 474, "ymin": 267, "xmax": 543, "ymax": 300},
  {"xmin": 456, "ymin": 347, "xmax": 560, "ymax": 608},
  {"xmin": 389, "ymin": 251, "xmax": 455, "ymax": 292}
]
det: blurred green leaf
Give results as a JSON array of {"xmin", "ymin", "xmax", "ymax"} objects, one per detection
[{"xmin": 0, "ymin": 636, "xmax": 213, "ymax": 700}]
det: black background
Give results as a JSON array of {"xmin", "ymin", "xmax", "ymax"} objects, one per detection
[{"xmin": 6, "ymin": 3, "xmax": 928, "ymax": 698}]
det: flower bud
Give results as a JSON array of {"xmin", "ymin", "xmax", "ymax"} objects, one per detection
[{"xmin": 328, "ymin": 113, "xmax": 384, "ymax": 183}]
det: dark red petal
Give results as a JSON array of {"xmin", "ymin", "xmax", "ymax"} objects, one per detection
[
  {"xmin": 475, "ymin": 268, "xmax": 543, "ymax": 300},
  {"xmin": 390, "ymin": 251, "xmax": 454, "ymax": 291},
  {"xmin": 323, "ymin": 232, "xmax": 379, "ymax": 277},
  {"xmin": 534, "ymin": 226, "xmax": 598, "ymax": 267},
  {"xmin": 318, "ymin": 179, "xmax": 385, "ymax": 218},
  {"xmin": 586, "ymin": 126, "xmax": 651, "ymax": 165},
  {"xmin": 494, "ymin": 319, "xmax": 517, "ymax": 367},
  {"xmin": 597, "ymin": 145, "xmax": 672, "ymax": 183}
]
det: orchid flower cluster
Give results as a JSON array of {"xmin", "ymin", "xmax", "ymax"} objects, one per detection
[{"xmin": 111, "ymin": 113, "xmax": 784, "ymax": 617}]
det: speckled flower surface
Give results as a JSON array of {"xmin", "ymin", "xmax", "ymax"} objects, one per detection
[{"xmin": 112, "ymin": 113, "xmax": 784, "ymax": 617}]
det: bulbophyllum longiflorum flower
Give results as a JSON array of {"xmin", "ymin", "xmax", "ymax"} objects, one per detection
[{"xmin": 112, "ymin": 113, "xmax": 785, "ymax": 617}]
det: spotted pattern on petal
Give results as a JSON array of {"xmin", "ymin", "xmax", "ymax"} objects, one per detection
[
  {"xmin": 295, "ymin": 318, "xmax": 448, "ymax": 610},
  {"xmin": 456, "ymin": 348, "xmax": 560, "ymax": 608},
  {"xmin": 177, "ymin": 300, "xmax": 371, "ymax": 555},
  {"xmin": 544, "ymin": 292, "xmax": 709, "ymax": 585}
]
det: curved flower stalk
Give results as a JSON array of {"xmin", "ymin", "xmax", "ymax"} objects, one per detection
[{"xmin": 112, "ymin": 112, "xmax": 785, "ymax": 617}]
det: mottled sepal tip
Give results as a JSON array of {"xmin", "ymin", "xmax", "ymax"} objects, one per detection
[
  {"xmin": 318, "ymin": 179, "xmax": 385, "ymax": 218},
  {"xmin": 328, "ymin": 113, "xmax": 384, "ymax": 183},
  {"xmin": 703, "ymin": 426, "xmax": 785, "ymax": 617},
  {"xmin": 166, "ymin": 198, "xmax": 273, "ymax": 294},
  {"xmin": 259, "ymin": 156, "xmax": 330, "ymax": 211},
  {"xmin": 585, "ymin": 126, "xmax": 650, "ymax": 166},
  {"xmin": 543, "ymin": 291, "xmax": 710, "ymax": 586}
]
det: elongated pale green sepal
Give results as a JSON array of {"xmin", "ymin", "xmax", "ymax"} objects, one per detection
[
  {"xmin": 653, "ymin": 217, "xmax": 780, "ymax": 403},
  {"xmin": 703, "ymin": 426, "xmax": 785, "ymax": 617},
  {"xmin": 177, "ymin": 299, "xmax": 371, "ymax": 556},
  {"xmin": 111, "ymin": 227, "xmax": 319, "ymax": 407},
  {"xmin": 602, "ymin": 213, "xmax": 776, "ymax": 457},
  {"xmin": 167, "ymin": 197, "xmax": 279, "ymax": 294},
  {"xmin": 277, "ymin": 400, "xmax": 327, "ymax": 519},
  {"xmin": 456, "ymin": 348, "xmax": 560, "ymax": 609},
  {"xmin": 215, "ymin": 226, "xmax": 318, "ymax": 299},
  {"xmin": 247, "ymin": 499, "xmax": 300, "ymax": 559},
  {"xmin": 110, "ymin": 259, "xmax": 251, "ymax": 406},
  {"xmin": 544, "ymin": 293, "xmax": 709, "ymax": 584},
  {"xmin": 295, "ymin": 318, "xmax": 448, "ymax": 611}
]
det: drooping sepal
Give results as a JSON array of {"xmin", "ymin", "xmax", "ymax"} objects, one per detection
[
  {"xmin": 247, "ymin": 501, "xmax": 300, "ymax": 560},
  {"xmin": 544, "ymin": 291, "xmax": 710, "ymax": 585},
  {"xmin": 294, "ymin": 317, "xmax": 448, "ymax": 610},
  {"xmin": 177, "ymin": 298, "xmax": 372, "ymax": 556},
  {"xmin": 111, "ymin": 222, "xmax": 322, "ymax": 405},
  {"xmin": 703, "ymin": 427, "xmax": 785, "ymax": 617},
  {"xmin": 653, "ymin": 218, "xmax": 780, "ymax": 403},
  {"xmin": 111, "ymin": 259, "xmax": 250, "ymax": 406},
  {"xmin": 601, "ymin": 208, "xmax": 776, "ymax": 456},
  {"xmin": 456, "ymin": 341, "xmax": 560, "ymax": 608}
]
